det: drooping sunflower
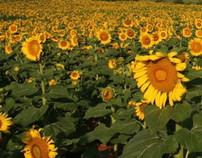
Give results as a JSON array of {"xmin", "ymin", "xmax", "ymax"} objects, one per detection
[
  {"xmin": 133, "ymin": 52, "xmax": 189, "ymax": 109},
  {"xmin": 188, "ymin": 38, "xmax": 202, "ymax": 56},
  {"xmin": 135, "ymin": 100, "xmax": 148, "ymax": 120},
  {"xmin": 97, "ymin": 29, "xmax": 111, "ymax": 45},
  {"xmin": 101, "ymin": 87, "xmax": 115, "ymax": 102},
  {"xmin": 0, "ymin": 112, "xmax": 12, "ymax": 133},
  {"xmin": 139, "ymin": 33, "xmax": 154, "ymax": 49},
  {"xmin": 22, "ymin": 126, "xmax": 58, "ymax": 158},
  {"xmin": 21, "ymin": 36, "xmax": 43, "ymax": 61}
]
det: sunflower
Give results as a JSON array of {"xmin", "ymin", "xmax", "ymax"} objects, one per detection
[
  {"xmin": 70, "ymin": 70, "xmax": 80, "ymax": 80},
  {"xmin": 182, "ymin": 28, "xmax": 192, "ymax": 38},
  {"xmin": 21, "ymin": 36, "xmax": 43, "ymax": 61},
  {"xmin": 188, "ymin": 38, "xmax": 202, "ymax": 56},
  {"xmin": 160, "ymin": 30, "xmax": 168, "ymax": 40},
  {"xmin": 5, "ymin": 44, "xmax": 12, "ymax": 55},
  {"xmin": 126, "ymin": 28, "xmax": 136, "ymax": 39},
  {"xmin": 177, "ymin": 52, "xmax": 190, "ymax": 63},
  {"xmin": 101, "ymin": 87, "xmax": 115, "ymax": 102},
  {"xmin": 135, "ymin": 100, "xmax": 148, "ymax": 120},
  {"xmin": 152, "ymin": 32, "xmax": 162, "ymax": 45},
  {"xmin": 0, "ymin": 112, "xmax": 12, "ymax": 133},
  {"xmin": 195, "ymin": 30, "xmax": 202, "ymax": 38},
  {"xmin": 133, "ymin": 52, "xmax": 189, "ymax": 109},
  {"xmin": 108, "ymin": 59, "xmax": 116, "ymax": 69},
  {"xmin": 58, "ymin": 40, "xmax": 69, "ymax": 50},
  {"xmin": 139, "ymin": 33, "xmax": 154, "ymax": 49},
  {"xmin": 68, "ymin": 22, "xmax": 75, "ymax": 29},
  {"xmin": 195, "ymin": 19, "xmax": 202, "ymax": 29},
  {"xmin": 122, "ymin": 19, "xmax": 133, "ymax": 27},
  {"xmin": 39, "ymin": 33, "xmax": 47, "ymax": 43},
  {"xmin": 119, "ymin": 32, "xmax": 127, "ymax": 41},
  {"xmin": 97, "ymin": 29, "xmax": 111, "ymax": 45},
  {"xmin": 9, "ymin": 24, "xmax": 18, "ymax": 34},
  {"xmin": 22, "ymin": 126, "xmax": 58, "ymax": 158},
  {"xmin": 49, "ymin": 79, "xmax": 57, "ymax": 86}
]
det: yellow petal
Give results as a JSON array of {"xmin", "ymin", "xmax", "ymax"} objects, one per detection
[
  {"xmin": 135, "ymin": 55, "xmax": 150, "ymax": 61},
  {"xmin": 133, "ymin": 70, "xmax": 147, "ymax": 79},
  {"xmin": 144, "ymin": 84, "xmax": 154, "ymax": 101},
  {"xmin": 169, "ymin": 91, "xmax": 174, "ymax": 107},
  {"xmin": 169, "ymin": 57, "xmax": 181, "ymax": 64},
  {"xmin": 155, "ymin": 91, "xmax": 162, "ymax": 109},
  {"xmin": 161, "ymin": 92, "xmax": 167, "ymax": 108},
  {"xmin": 168, "ymin": 52, "xmax": 177, "ymax": 58},
  {"xmin": 151, "ymin": 89, "xmax": 158, "ymax": 105},
  {"xmin": 137, "ymin": 76, "xmax": 148, "ymax": 88},
  {"xmin": 135, "ymin": 62, "xmax": 146, "ymax": 70},
  {"xmin": 140, "ymin": 81, "xmax": 150, "ymax": 92},
  {"xmin": 176, "ymin": 63, "xmax": 186, "ymax": 71}
]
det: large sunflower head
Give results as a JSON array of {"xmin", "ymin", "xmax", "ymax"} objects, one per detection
[
  {"xmin": 97, "ymin": 29, "xmax": 111, "ymax": 45},
  {"xmin": 22, "ymin": 126, "xmax": 58, "ymax": 158},
  {"xmin": 0, "ymin": 112, "xmax": 12, "ymax": 133},
  {"xmin": 21, "ymin": 36, "xmax": 43, "ymax": 61},
  {"xmin": 133, "ymin": 52, "xmax": 189, "ymax": 109},
  {"xmin": 188, "ymin": 38, "xmax": 202, "ymax": 56}
]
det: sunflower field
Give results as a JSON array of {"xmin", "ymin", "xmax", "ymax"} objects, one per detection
[{"xmin": 0, "ymin": 0, "xmax": 202, "ymax": 157}]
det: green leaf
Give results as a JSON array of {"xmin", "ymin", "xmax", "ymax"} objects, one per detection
[
  {"xmin": 79, "ymin": 123, "xmax": 114, "ymax": 145},
  {"xmin": 47, "ymin": 86, "xmax": 75, "ymax": 100},
  {"xmin": 84, "ymin": 104, "xmax": 111, "ymax": 119},
  {"xmin": 13, "ymin": 105, "xmax": 48, "ymax": 127},
  {"xmin": 145, "ymin": 105, "xmax": 172, "ymax": 133},
  {"xmin": 186, "ymin": 69, "xmax": 202, "ymax": 80},
  {"xmin": 175, "ymin": 113, "xmax": 202, "ymax": 152},
  {"xmin": 120, "ymin": 129, "xmax": 178, "ymax": 158},
  {"xmin": 145, "ymin": 102, "xmax": 192, "ymax": 133},
  {"xmin": 171, "ymin": 102, "xmax": 192, "ymax": 122},
  {"xmin": 110, "ymin": 119, "xmax": 140, "ymax": 135},
  {"xmin": 44, "ymin": 114, "xmax": 76, "ymax": 140},
  {"xmin": 11, "ymin": 82, "xmax": 38, "ymax": 97}
]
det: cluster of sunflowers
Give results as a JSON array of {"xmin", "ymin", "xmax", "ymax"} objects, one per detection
[{"xmin": 0, "ymin": 0, "xmax": 202, "ymax": 157}]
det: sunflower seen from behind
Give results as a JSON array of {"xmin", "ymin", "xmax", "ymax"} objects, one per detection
[
  {"xmin": 133, "ymin": 52, "xmax": 189, "ymax": 109},
  {"xmin": 21, "ymin": 36, "xmax": 43, "ymax": 61},
  {"xmin": 22, "ymin": 126, "xmax": 58, "ymax": 158}
]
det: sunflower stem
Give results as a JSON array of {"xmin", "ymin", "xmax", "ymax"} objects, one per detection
[
  {"xmin": 185, "ymin": 150, "xmax": 189, "ymax": 158},
  {"xmin": 175, "ymin": 123, "xmax": 183, "ymax": 158},
  {"xmin": 39, "ymin": 63, "xmax": 46, "ymax": 106},
  {"xmin": 110, "ymin": 107, "xmax": 118, "ymax": 158},
  {"xmin": 0, "ymin": 132, "xmax": 2, "ymax": 140},
  {"xmin": 142, "ymin": 120, "xmax": 147, "ymax": 129}
]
